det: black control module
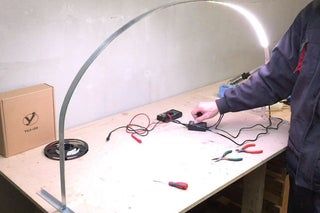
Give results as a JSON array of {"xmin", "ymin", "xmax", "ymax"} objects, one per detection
[
  {"xmin": 187, "ymin": 121, "xmax": 207, "ymax": 131},
  {"xmin": 157, "ymin": 109, "xmax": 183, "ymax": 122}
]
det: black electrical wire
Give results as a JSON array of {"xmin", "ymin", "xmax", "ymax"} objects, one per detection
[
  {"xmin": 171, "ymin": 106, "xmax": 284, "ymax": 146},
  {"xmin": 107, "ymin": 107, "xmax": 284, "ymax": 146},
  {"xmin": 204, "ymin": 106, "xmax": 283, "ymax": 146},
  {"xmin": 211, "ymin": 114, "xmax": 273, "ymax": 139},
  {"xmin": 171, "ymin": 119, "xmax": 188, "ymax": 127},
  {"xmin": 106, "ymin": 113, "xmax": 161, "ymax": 142},
  {"xmin": 208, "ymin": 116, "xmax": 283, "ymax": 146}
]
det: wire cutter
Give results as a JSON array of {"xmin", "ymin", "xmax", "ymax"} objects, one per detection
[
  {"xmin": 211, "ymin": 150, "xmax": 243, "ymax": 162},
  {"xmin": 235, "ymin": 143, "xmax": 263, "ymax": 154}
]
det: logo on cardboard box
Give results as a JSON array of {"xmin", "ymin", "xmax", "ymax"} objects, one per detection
[
  {"xmin": 23, "ymin": 112, "xmax": 39, "ymax": 126},
  {"xmin": 23, "ymin": 112, "xmax": 39, "ymax": 133}
]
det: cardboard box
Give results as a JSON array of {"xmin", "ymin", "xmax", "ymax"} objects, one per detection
[{"xmin": 0, "ymin": 84, "xmax": 56, "ymax": 157}]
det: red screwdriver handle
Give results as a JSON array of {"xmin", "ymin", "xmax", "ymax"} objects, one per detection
[
  {"xmin": 246, "ymin": 150, "xmax": 263, "ymax": 154},
  {"xmin": 168, "ymin": 181, "xmax": 188, "ymax": 190}
]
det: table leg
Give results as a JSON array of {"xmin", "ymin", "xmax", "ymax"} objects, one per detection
[{"xmin": 241, "ymin": 164, "xmax": 266, "ymax": 213}]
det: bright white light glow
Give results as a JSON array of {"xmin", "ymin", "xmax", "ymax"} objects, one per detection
[{"xmin": 211, "ymin": 1, "xmax": 269, "ymax": 48}]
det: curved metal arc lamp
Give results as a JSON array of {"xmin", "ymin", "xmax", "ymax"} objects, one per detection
[{"xmin": 38, "ymin": 1, "xmax": 270, "ymax": 212}]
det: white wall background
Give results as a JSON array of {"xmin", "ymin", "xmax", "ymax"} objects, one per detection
[{"xmin": 0, "ymin": 0, "xmax": 311, "ymax": 128}]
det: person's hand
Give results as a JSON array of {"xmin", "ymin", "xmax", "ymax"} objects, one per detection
[{"xmin": 191, "ymin": 101, "xmax": 219, "ymax": 122}]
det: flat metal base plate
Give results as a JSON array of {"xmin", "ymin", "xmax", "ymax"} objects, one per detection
[{"xmin": 38, "ymin": 189, "xmax": 75, "ymax": 213}]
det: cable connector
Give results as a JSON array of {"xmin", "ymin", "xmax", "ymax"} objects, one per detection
[
  {"xmin": 106, "ymin": 132, "xmax": 112, "ymax": 142},
  {"xmin": 187, "ymin": 121, "xmax": 207, "ymax": 132},
  {"xmin": 131, "ymin": 133, "xmax": 142, "ymax": 143}
]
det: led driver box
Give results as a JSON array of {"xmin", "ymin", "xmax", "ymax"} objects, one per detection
[
  {"xmin": 157, "ymin": 109, "xmax": 182, "ymax": 122},
  {"xmin": 0, "ymin": 84, "xmax": 56, "ymax": 157}
]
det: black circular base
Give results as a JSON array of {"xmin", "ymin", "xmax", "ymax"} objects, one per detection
[{"xmin": 44, "ymin": 139, "xmax": 89, "ymax": 160}]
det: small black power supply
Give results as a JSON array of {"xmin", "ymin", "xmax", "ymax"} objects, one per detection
[
  {"xmin": 187, "ymin": 121, "xmax": 208, "ymax": 131},
  {"xmin": 157, "ymin": 109, "xmax": 183, "ymax": 122}
]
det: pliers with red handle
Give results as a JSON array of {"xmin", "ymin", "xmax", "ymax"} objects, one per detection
[{"xmin": 236, "ymin": 143, "xmax": 263, "ymax": 154}]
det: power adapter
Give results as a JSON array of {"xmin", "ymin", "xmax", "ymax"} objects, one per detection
[
  {"xmin": 157, "ymin": 109, "xmax": 182, "ymax": 122},
  {"xmin": 187, "ymin": 121, "xmax": 207, "ymax": 132}
]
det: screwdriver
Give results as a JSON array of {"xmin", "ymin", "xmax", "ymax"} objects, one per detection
[{"xmin": 153, "ymin": 180, "xmax": 188, "ymax": 190}]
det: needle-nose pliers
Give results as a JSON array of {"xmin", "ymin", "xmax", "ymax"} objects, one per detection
[
  {"xmin": 211, "ymin": 150, "xmax": 243, "ymax": 162},
  {"xmin": 235, "ymin": 143, "xmax": 263, "ymax": 154}
]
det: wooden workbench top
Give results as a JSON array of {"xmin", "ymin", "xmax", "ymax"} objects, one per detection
[{"xmin": 0, "ymin": 83, "xmax": 289, "ymax": 213}]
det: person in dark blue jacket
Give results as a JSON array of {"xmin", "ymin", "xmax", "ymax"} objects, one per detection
[{"xmin": 192, "ymin": 1, "xmax": 320, "ymax": 212}]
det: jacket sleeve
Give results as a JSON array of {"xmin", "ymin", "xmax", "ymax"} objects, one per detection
[{"xmin": 216, "ymin": 4, "xmax": 311, "ymax": 114}]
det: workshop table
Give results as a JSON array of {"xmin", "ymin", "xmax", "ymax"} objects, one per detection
[{"xmin": 0, "ymin": 83, "xmax": 289, "ymax": 213}]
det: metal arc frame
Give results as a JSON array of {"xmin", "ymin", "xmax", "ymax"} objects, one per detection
[{"xmin": 39, "ymin": 0, "xmax": 270, "ymax": 212}]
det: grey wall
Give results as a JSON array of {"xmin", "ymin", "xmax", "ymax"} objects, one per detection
[{"xmin": 0, "ymin": 0, "xmax": 311, "ymax": 128}]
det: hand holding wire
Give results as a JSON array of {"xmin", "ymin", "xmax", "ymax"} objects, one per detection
[{"xmin": 191, "ymin": 101, "xmax": 219, "ymax": 123}]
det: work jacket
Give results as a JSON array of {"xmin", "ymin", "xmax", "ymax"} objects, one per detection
[{"xmin": 216, "ymin": 2, "xmax": 320, "ymax": 190}]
